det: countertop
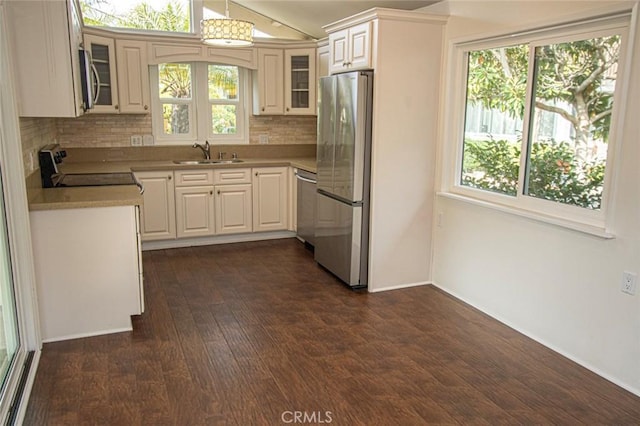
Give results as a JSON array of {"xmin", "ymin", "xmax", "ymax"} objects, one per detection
[{"xmin": 28, "ymin": 157, "xmax": 317, "ymax": 211}]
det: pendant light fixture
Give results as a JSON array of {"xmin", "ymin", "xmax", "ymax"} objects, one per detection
[{"xmin": 201, "ymin": 0, "xmax": 255, "ymax": 47}]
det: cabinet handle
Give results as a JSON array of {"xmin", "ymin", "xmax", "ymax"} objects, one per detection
[
  {"xmin": 255, "ymin": 172, "xmax": 258, "ymax": 176},
  {"xmin": 286, "ymin": 107, "xmax": 290, "ymax": 112},
  {"xmin": 217, "ymin": 190, "xmax": 221, "ymax": 195},
  {"xmin": 261, "ymin": 107, "xmax": 265, "ymax": 112},
  {"xmin": 115, "ymin": 105, "xmax": 119, "ymax": 110},
  {"xmin": 144, "ymin": 105, "xmax": 149, "ymax": 110},
  {"xmin": 168, "ymin": 175, "xmax": 172, "ymax": 180},
  {"xmin": 210, "ymin": 190, "xmax": 213, "ymax": 195}
]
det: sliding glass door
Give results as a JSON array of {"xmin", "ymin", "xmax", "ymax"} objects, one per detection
[{"xmin": 0, "ymin": 170, "xmax": 19, "ymax": 391}]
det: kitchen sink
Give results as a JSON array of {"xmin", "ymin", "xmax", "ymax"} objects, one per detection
[{"xmin": 172, "ymin": 159, "xmax": 244, "ymax": 165}]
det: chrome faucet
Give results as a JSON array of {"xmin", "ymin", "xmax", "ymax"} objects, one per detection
[{"xmin": 192, "ymin": 141, "xmax": 210, "ymax": 160}]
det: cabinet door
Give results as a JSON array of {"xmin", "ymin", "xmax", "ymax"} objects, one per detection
[
  {"xmin": 317, "ymin": 44, "xmax": 330, "ymax": 79},
  {"xmin": 215, "ymin": 184, "xmax": 253, "ymax": 235},
  {"xmin": 85, "ymin": 34, "xmax": 119, "ymax": 113},
  {"xmin": 284, "ymin": 48, "xmax": 316, "ymax": 115},
  {"xmin": 116, "ymin": 40, "xmax": 150, "ymax": 114},
  {"xmin": 175, "ymin": 186, "xmax": 215, "ymax": 238},
  {"xmin": 328, "ymin": 29, "xmax": 349, "ymax": 74},
  {"xmin": 348, "ymin": 22, "xmax": 373, "ymax": 71},
  {"xmin": 254, "ymin": 48, "xmax": 284, "ymax": 115},
  {"xmin": 252, "ymin": 167, "xmax": 288, "ymax": 232},
  {"xmin": 135, "ymin": 171, "xmax": 176, "ymax": 241}
]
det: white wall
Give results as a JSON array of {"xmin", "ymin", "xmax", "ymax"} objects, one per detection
[
  {"xmin": 367, "ymin": 15, "xmax": 445, "ymax": 291},
  {"xmin": 426, "ymin": 1, "xmax": 640, "ymax": 395}
]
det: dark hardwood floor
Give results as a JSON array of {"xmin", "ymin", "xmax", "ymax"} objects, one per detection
[{"xmin": 24, "ymin": 238, "xmax": 640, "ymax": 425}]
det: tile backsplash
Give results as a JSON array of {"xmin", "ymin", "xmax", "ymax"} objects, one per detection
[
  {"xmin": 21, "ymin": 113, "xmax": 317, "ymax": 177},
  {"xmin": 55, "ymin": 114, "xmax": 317, "ymax": 147}
]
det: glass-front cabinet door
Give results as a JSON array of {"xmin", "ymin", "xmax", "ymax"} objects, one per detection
[
  {"xmin": 284, "ymin": 48, "xmax": 316, "ymax": 115},
  {"xmin": 84, "ymin": 34, "xmax": 119, "ymax": 113}
]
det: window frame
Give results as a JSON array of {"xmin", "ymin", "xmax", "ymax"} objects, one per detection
[
  {"xmin": 150, "ymin": 62, "xmax": 250, "ymax": 145},
  {"xmin": 446, "ymin": 15, "xmax": 631, "ymax": 234}
]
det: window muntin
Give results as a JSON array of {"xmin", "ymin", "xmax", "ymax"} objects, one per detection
[
  {"xmin": 458, "ymin": 25, "xmax": 625, "ymax": 218},
  {"xmin": 151, "ymin": 62, "xmax": 248, "ymax": 144}
]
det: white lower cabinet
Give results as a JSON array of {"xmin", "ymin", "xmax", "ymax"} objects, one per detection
[
  {"xmin": 30, "ymin": 206, "xmax": 143, "ymax": 342},
  {"xmin": 175, "ymin": 186, "xmax": 215, "ymax": 238},
  {"xmin": 138, "ymin": 166, "xmax": 294, "ymax": 246},
  {"xmin": 214, "ymin": 183, "xmax": 253, "ymax": 234},
  {"xmin": 135, "ymin": 171, "xmax": 176, "ymax": 241},
  {"xmin": 252, "ymin": 167, "xmax": 289, "ymax": 232}
]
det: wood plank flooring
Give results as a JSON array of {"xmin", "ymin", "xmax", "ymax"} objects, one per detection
[{"xmin": 24, "ymin": 238, "xmax": 640, "ymax": 425}]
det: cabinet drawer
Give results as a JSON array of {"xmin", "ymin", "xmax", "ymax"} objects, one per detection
[
  {"xmin": 213, "ymin": 168, "xmax": 251, "ymax": 184},
  {"xmin": 175, "ymin": 170, "xmax": 214, "ymax": 187}
]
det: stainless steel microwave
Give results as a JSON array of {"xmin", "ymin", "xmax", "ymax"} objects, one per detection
[{"xmin": 78, "ymin": 48, "xmax": 98, "ymax": 112}]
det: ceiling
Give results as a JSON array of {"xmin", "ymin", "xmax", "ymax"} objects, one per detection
[{"xmin": 204, "ymin": 1, "xmax": 439, "ymax": 40}]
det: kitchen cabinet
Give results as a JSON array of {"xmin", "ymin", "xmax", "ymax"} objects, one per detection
[
  {"xmin": 252, "ymin": 167, "xmax": 288, "ymax": 232},
  {"xmin": 30, "ymin": 206, "xmax": 143, "ymax": 342},
  {"xmin": 6, "ymin": 0, "xmax": 85, "ymax": 117},
  {"xmin": 317, "ymin": 42, "xmax": 330, "ymax": 79},
  {"xmin": 175, "ymin": 170, "xmax": 215, "ymax": 238},
  {"xmin": 135, "ymin": 171, "xmax": 176, "ymax": 241},
  {"xmin": 84, "ymin": 34, "xmax": 119, "ymax": 113},
  {"xmin": 253, "ymin": 47, "xmax": 317, "ymax": 115},
  {"xmin": 253, "ymin": 48, "xmax": 284, "ymax": 115},
  {"xmin": 115, "ymin": 39, "xmax": 150, "ymax": 114},
  {"xmin": 284, "ymin": 48, "xmax": 316, "ymax": 115},
  {"xmin": 214, "ymin": 168, "xmax": 253, "ymax": 234},
  {"xmin": 328, "ymin": 22, "xmax": 372, "ymax": 74}
]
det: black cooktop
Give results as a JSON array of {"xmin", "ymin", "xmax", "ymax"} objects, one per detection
[{"xmin": 56, "ymin": 172, "xmax": 137, "ymax": 187}]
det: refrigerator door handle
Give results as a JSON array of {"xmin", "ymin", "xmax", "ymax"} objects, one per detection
[{"xmin": 317, "ymin": 189, "xmax": 363, "ymax": 207}]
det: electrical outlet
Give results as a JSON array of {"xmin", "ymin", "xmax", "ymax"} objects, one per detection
[
  {"xmin": 259, "ymin": 134, "xmax": 269, "ymax": 144},
  {"xmin": 142, "ymin": 134, "xmax": 154, "ymax": 146},
  {"xmin": 437, "ymin": 212, "xmax": 443, "ymax": 228},
  {"xmin": 621, "ymin": 271, "xmax": 637, "ymax": 295},
  {"xmin": 130, "ymin": 135, "xmax": 143, "ymax": 146}
]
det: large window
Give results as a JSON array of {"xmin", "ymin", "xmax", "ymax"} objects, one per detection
[
  {"xmin": 150, "ymin": 63, "xmax": 248, "ymax": 144},
  {"xmin": 455, "ymin": 17, "xmax": 628, "ymax": 229},
  {"xmin": 80, "ymin": 0, "xmax": 191, "ymax": 32}
]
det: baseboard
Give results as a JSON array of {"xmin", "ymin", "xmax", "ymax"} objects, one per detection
[
  {"xmin": 368, "ymin": 280, "xmax": 431, "ymax": 293},
  {"xmin": 430, "ymin": 282, "xmax": 640, "ymax": 398},
  {"xmin": 41, "ymin": 325, "xmax": 133, "ymax": 343},
  {"xmin": 142, "ymin": 231, "xmax": 296, "ymax": 251}
]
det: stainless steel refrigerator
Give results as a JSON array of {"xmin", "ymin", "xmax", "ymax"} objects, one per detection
[{"xmin": 315, "ymin": 71, "xmax": 373, "ymax": 288}]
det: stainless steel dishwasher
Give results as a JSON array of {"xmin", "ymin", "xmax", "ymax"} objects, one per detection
[{"xmin": 295, "ymin": 169, "xmax": 317, "ymax": 247}]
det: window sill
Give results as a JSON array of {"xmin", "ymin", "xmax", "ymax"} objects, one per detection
[{"xmin": 436, "ymin": 191, "xmax": 615, "ymax": 239}]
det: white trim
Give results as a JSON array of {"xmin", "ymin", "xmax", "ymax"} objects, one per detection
[
  {"xmin": 430, "ymin": 282, "xmax": 640, "ymax": 397},
  {"xmin": 151, "ymin": 62, "xmax": 250, "ymax": 145},
  {"xmin": 0, "ymin": 2, "xmax": 41, "ymax": 421},
  {"xmin": 142, "ymin": 231, "xmax": 296, "ymax": 251},
  {"xmin": 41, "ymin": 326, "xmax": 133, "ymax": 344},
  {"xmin": 437, "ymin": 192, "xmax": 614, "ymax": 239},
  {"xmin": 367, "ymin": 281, "xmax": 431, "ymax": 294},
  {"xmin": 446, "ymin": 14, "xmax": 631, "ymax": 232}
]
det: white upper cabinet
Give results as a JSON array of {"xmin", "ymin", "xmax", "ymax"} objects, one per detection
[
  {"xmin": 115, "ymin": 40, "xmax": 150, "ymax": 114},
  {"xmin": 84, "ymin": 33, "xmax": 151, "ymax": 114},
  {"xmin": 84, "ymin": 34, "xmax": 119, "ymax": 113},
  {"xmin": 328, "ymin": 22, "xmax": 372, "ymax": 74},
  {"xmin": 253, "ymin": 46, "xmax": 317, "ymax": 116},
  {"xmin": 253, "ymin": 48, "xmax": 285, "ymax": 115},
  {"xmin": 317, "ymin": 43, "xmax": 330, "ymax": 79},
  {"xmin": 6, "ymin": 0, "xmax": 85, "ymax": 117},
  {"xmin": 284, "ymin": 48, "xmax": 316, "ymax": 115}
]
